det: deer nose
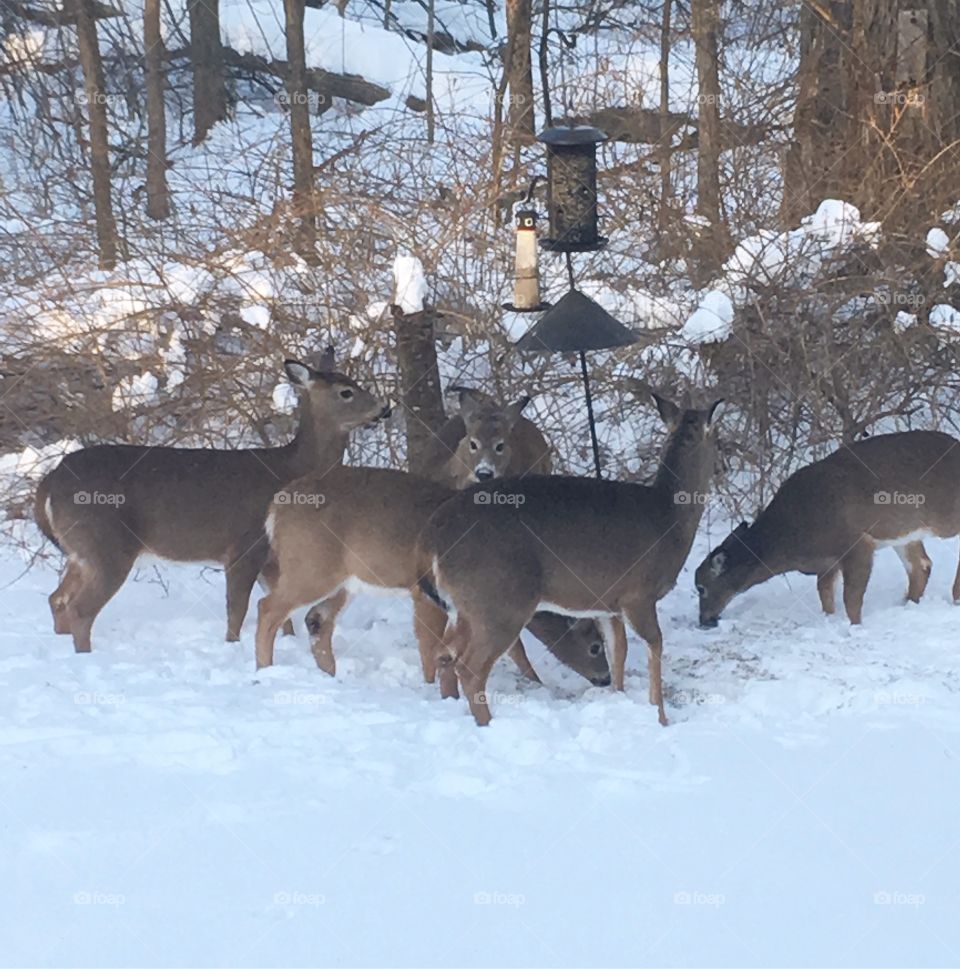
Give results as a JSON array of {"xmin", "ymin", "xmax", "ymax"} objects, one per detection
[
  {"xmin": 475, "ymin": 468, "xmax": 494, "ymax": 481},
  {"xmin": 377, "ymin": 404, "xmax": 392, "ymax": 420},
  {"xmin": 592, "ymin": 675, "xmax": 612, "ymax": 687},
  {"xmin": 699, "ymin": 616, "xmax": 719, "ymax": 629}
]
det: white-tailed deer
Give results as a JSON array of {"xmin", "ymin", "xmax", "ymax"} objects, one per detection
[
  {"xmin": 694, "ymin": 430, "xmax": 960, "ymax": 627},
  {"xmin": 417, "ymin": 394, "xmax": 723, "ymax": 726},
  {"xmin": 256, "ymin": 466, "xmax": 612, "ymax": 688},
  {"xmin": 419, "ymin": 386, "xmax": 552, "ymax": 487},
  {"xmin": 35, "ymin": 354, "xmax": 387, "ymax": 653},
  {"xmin": 298, "ymin": 384, "xmax": 598, "ymax": 685}
]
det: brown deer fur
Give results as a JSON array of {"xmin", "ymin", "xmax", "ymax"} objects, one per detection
[
  {"xmin": 695, "ymin": 431, "xmax": 960, "ymax": 627},
  {"xmin": 417, "ymin": 394, "xmax": 723, "ymax": 726},
  {"xmin": 35, "ymin": 357, "xmax": 386, "ymax": 653}
]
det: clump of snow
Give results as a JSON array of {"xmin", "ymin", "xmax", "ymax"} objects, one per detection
[
  {"xmin": 893, "ymin": 311, "xmax": 917, "ymax": 334},
  {"xmin": 929, "ymin": 304, "xmax": 960, "ymax": 338},
  {"xmin": 112, "ymin": 372, "xmax": 159, "ymax": 412},
  {"xmin": 926, "ymin": 227, "xmax": 950, "ymax": 258},
  {"xmin": 681, "ymin": 290, "xmax": 734, "ymax": 345},
  {"xmin": 240, "ymin": 304, "xmax": 271, "ymax": 329},
  {"xmin": 392, "ymin": 254, "xmax": 428, "ymax": 314},
  {"xmin": 272, "ymin": 382, "xmax": 298, "ymax": 415},
  {"xmin": 724, "ymin": 200, "xmax": 880, "ymax": 294},
  {"xmin": 945, "ymin": 262, "xmax": 960, "ymax": 288}
]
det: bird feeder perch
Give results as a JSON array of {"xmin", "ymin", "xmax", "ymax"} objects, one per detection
[{"xmin": 538, "ymin": 125, "xmax": 608, "ymax": 252}]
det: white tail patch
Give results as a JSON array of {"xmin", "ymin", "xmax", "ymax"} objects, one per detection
[
  {"xmin": 874, "ymin": 529, "xmax": 934, "ymax": 548},
  {"xmin": 44, "ymin": 496, "xmax": 55, "ymax": 536},
  {"xmin": 265, "ymin": 507, "xmax": 277, "ymax": 544}
]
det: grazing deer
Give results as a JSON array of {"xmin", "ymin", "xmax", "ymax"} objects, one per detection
[
  {"xmin": 419, "ymin": 386, "xmax": 552, "ymax": 488},
  {"xmin": 694, "ymin": 430, "xmax": 960, "ymax": 627},
  {"xmin": 256, "ymin": 466, "xmax": 612, "ymax": 689},
  {"xmin": 35, "ymin": 355, "xmax": 387, "ymax": 653},
  {"xmin": 299, "ymin": 384, "xmax": 594, "ymax": 684},
  {"xmin": 417, "ymin": 393, "xmax": 723, "ymax": 726}
]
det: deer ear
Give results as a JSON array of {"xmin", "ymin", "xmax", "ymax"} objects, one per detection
[
  {"xmin": 651, "ymin": 392, "xmax": 681, "ymax": 428},
  {"xmin": 449, "ymin": 386, "xmax": 480, "ymax": 421},
  {"xmin": 705, "ymin": 398, "xmax": 725, "ymax": 428},
  {"xmin": 311, "ymin": 346, "xmax": 335, "ymax": 373},
  {"xmin": 503, "ymin": 395, "xmax": 531, "ymax": 425},
  {"xmin": 284, "ymin": 360, "xmax": 312, "ymax": 387},
  {"xmin": 709, "ymin": 550, "xmax": 727, "ymax": 576},
  {"xmin": 734, "ymin": 520, "xmax": 749, "ymax": 536}
]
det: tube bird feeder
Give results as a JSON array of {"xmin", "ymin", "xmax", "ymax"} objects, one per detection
[{"xmin": 538, "ymin": 125, "xmax": 608, "ymax": 252}]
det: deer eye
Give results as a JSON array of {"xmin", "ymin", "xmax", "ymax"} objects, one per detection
[
  {"xmin": 469, "ymin": 439, "xmax": 479, "ymax": 452},
  {"xmin": 494, "ymin": 442, "xmax": 505, "ymax": 454},
  {"xmin": 339, "ymin": 388, "xmax": 354, "ymax": 400},
  {"xmin": 589, "ymin": 642, "xmax": 603, "ymax": 657},
  {"xmin": 695, "ymin": 583, "xmax": 705, "ymax": 596}
]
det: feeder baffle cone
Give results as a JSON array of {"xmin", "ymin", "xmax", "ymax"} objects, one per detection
[{"xmin": 513, "ymin": 289, "xmax": 639, "ymax": 354}]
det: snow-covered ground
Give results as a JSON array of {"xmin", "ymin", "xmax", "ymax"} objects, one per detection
[{"xmin": 4, "ymin": 526, "xmax": 960, "ymax": 968}]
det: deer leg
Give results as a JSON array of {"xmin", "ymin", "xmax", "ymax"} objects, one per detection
[
  {"xmin": 259, "ymin": 559, "xmax": 294, "ymax": 637},
  {"xmin": 507, "ymin": 640, "xmax": 542, "ymax": 683},
  {"xmin": 412, "ymin": 587, "xmax": 449, "ymax": 684},
  {"xmin": 437, "ymin": 618, "xmax": 467, "ymax": 700},
  {"xmin": 49, "ymin": 557, "xmax": 85, "ymax": 636},
  {"xmin": 455, "ymin": 613, "xmax": 530, "ymax": 726},
  {"xmin": 255, "ymin": 592, "xmax": 293, "ymax": 669},
  {"xmin": 623, "ymin": 600, "xmax": 667, "ymax": 726},
  {"xmin": 305, "ymin": 589, "xmax": 348, "ymax": 676},
  {"xmin": 816, "ymin": 566, "xmax": 840, "ymax": 615},
  {"xmin": 840, "ymin": 541, "xmax": 875, "ymax": 625},
  {"xmin": 896, "ymin": 541, "xmax": 932, "ymax": 604},
  {"xmin": 225, "ymin": 549, "xmax": 264, "ymax": 642},
  {"xmin": 607, "ymin": 616, "xmax": 628, "ymax": 692},
  {"xmin": 66, "ymin": 548, "xmax": 137, "ymax": 654},
  {"xmin": 953, "ymin": 542, "xmax": 960, "ymax": 603}
]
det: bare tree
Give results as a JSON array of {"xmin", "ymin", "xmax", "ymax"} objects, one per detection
[
  {"xmin": 691, "ymin": 0, "xmax": 724, "ymax": 269},
  {"xmin": 74, "ymin": 0, "xmax": 119, "ymax": 268},
  {"xmin": 657, "ymin": 0, "xmax": 673, "ymax": 242},
  {"xmin": 143, "ymin": 0, "xmax": 169, "ymax": 220},
  {"xmin": 189, "ymin": 0, "xmax": 227, "ymax": 145},
  {"xmin": 283, "ymin": 0, "xmax": 316, "ymax": 258},
  {"xmin": 505, "ymin": 0, "xmax": 535, "ymax": 143}
]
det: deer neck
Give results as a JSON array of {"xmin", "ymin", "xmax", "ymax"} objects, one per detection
[
  {"xmin": 653, "ymin": 433, "xmax": 712, "ymax": 538},
  {"xmin": 285, "ymin": 403, "xmax": 347, "ymax": 475}
]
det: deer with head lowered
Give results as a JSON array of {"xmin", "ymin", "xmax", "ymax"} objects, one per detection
[
  {"xmin": 694, "ymin": 430, "xmax": 960, "ymax": 628},
  {"xmin": 293, "ymin": 385, "xmax": 597, "ymax": 686},
  {"xmin": 416, "ymin": 393, "xmax": 723, "ymax": 726},
  {"xmin": 35, "ymin": 352, "xmax": 387, "ymax": 653}
]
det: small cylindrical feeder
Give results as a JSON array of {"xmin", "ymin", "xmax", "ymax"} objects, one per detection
[
  {"xmin": 538, "ymin": 126, "xmax": 608, "ymax": 252},
  {"xmin": 512, "ymin": 208, "xmax": 541, "ymax": 310}
]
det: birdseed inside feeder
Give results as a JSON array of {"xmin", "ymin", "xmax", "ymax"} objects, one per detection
[{"xmin": 537, "ymin": 125, "xmax": 608, "ymax": 253}]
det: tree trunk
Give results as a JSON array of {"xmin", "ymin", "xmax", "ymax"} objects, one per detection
[
  {"xmin": 691, "ymin": 0, "xmax": 724, "ymax": 270},
  {"xmin": 189, "ymin": 0, "xmax": 226, "ymax": 145},
  {"xmin": 504, "ymin": 0, "xmax": 535, "ymax": 143},
  {"xmin": 74, "ymin": 0, "xmax": 119, "ymax": 268},
  {"xmin": 283, "ymin": 0, "xmax": 316, "ymax": 259},
  {"xmin": 784, "ymin": 0, "xmax": 959, "ymax": 230},
  {"xmin": 391, "ymin": 305, "xmax": 446, "ymax": 475},
  {"xmin": 657, "ymin": 0, "xmax": 673, "ymax": 242},
  {"xmin": 143, "ymin": 0, "xmax": 169, "ymax": 220}
]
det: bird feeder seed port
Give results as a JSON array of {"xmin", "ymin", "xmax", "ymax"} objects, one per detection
[{"xmin": 537, "ymin": 125, "xmax": 608, "ymax": 253}]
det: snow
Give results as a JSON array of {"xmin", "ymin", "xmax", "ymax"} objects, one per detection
[
  {"xmin": 926, "ymin": 227, "xmax": 950, "ymax": 258},
  {"xmin": 929, "ymin": 303, "xmax": 960, "ymax": 337},
  {"xmin": 392, "ymin": 254, "xmax": 429, "ymax": 314},
  {"xmin": 4, "ymin": 527, "xmax": 960, "ymax": 966},
  {"xmin": 111, "ymin": 372, "xmax": 160, "ymax": 412},
  {"xmin": 893, "ymin": 310, "xmax": 917, "ymax": 333},
  {"xmin": 681, "ymin": 290, "xmax": 734, "ymax": 345},
  {"xmin": 271, "ymin": 382, "xmax": 298, "ymax": 415}
]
